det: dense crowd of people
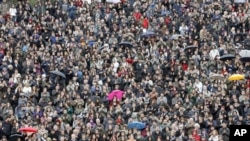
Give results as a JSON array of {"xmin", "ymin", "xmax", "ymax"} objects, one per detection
[{"xmin": 0, "ymin": 0, "xmax": 249, "ymax": 140}]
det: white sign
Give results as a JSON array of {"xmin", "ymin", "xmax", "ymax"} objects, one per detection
[{"xmin": 234, "ymin": 129, "xmax": 247, "ymax": 136}]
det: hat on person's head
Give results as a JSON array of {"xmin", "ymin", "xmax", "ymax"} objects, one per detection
[
  {"xmin": 7, "ymin": 64, "xmax": 13, "ymax": 69},
  {"xmin": 42, "ymin": 74, "xmax": 46, "ymax": 78},
  {"xmin": 131, "ymin": 113, "xmax": 138, "ymax": 119},
  {"xmin": 194, "ymin": 123, "xmax": 200, "ymax": 128}
]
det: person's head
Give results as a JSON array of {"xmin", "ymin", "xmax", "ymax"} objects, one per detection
[
  {"xmin": 96, "ymin": 118, "xmax": 101, "ymax": 124},
  {"xmin": 212, "ymin": 130, "xmax": 218, "ymax": 136},
  {"xmin": 43, "ymin": 87, "xmax": 48, "ymax": 92},
  {"xmin": 71, "ymin": 134, "xmax": 77, "ymax": 140},
  {"xmin": 222, "ymin": 122, "xmax": 227, "ymax": 128},
  {"xmin": 194, "ymin": 123, "xmax": 200, "ymax": 129},
  {"xmin": 56, "ymin": 136, "xmax": 65, "ymax": 141},
  {"xmin": 2, "ymin": 136, "xmax": 7, "ymax": 141},
  {"xmin": 129, "ymin": 134, "xmax": 134, "ymax": 139},
  {"xmin": 53, "ymin": 125, "xmax": 58, "ymax": 131}
]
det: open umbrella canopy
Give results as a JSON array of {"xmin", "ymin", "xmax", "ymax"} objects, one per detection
[
  {"xmin": 106, "ymin": 0, "xmax": 121, "ymax": 4},
  {"xmin": 169, "ymin": 34, "xmax": 183, "ymax": 40},
  {"xmin": 50, "ymin": 70, "xmax": 66, "ymax": 78},
  {"xmin": 228, "ymin": 74, "xmax": 245, "ymax": 81},
  {"xmin": 239, "ymin": 50, "xmax": 250, "ymax": 57},
  {"xmin": 141, "ymin": 31, "xmax": 156, "ymax": 37},
  {"xmin": 127, "ymin": 121, "xmax": 146, "ymax": 130},
  {"xmin": 234, "ymin": 0, "xmax": 246, "ymax": 3},
  {"xmin": 107, "ymin": 90, "xmax": 125, "ymax": 101},
  {"xmin": 209, "ymin": 74, "xmax": 224, "ymax": 80},
  {"xmin": 184, "ymin": 45, "xmax": 198, "ymax": 51},
  {"xmin": 19, "ymin": 127, "xmax": 38, "ymax": 133},
  {"xmin": 119, "ymin": 42, "xmax": 133, "ymax": 48},
  {"xmin": 219, "ymin": 54, "xmax": 235, "ymax": 61},
  {"xmin": 9, "ymin": 134, "xmax": 23, "ymax": 141},
  {"xmin": 240, "ymin": 57, "xmax": 250, "ymax": 62}
]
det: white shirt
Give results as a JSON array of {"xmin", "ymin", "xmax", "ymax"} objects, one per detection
[
  {"xmin": 179, "ymin": 25, "xmax": 188, "ymax": 35},
  {"xmin": 22, "ymin": 86, "xmax": 32, "ymax": 93},
  {"xmin": 9, "ymin": 8, "xmax": 17, "ymax": 16},
  {"xmin": 209, "ymin": 49, "xmax": 220, "ymax": 60},
  {"xmin": 146, "ymin": 80, "xmax": 153, "ymax": 86},
  {"xmin": 95, "ymin": 60, "xmax": 103, "ymax": 69},
  {"xmin": 208, "ymin": 135, "xmax": 219, "ymax": 141},
  {"xmin": 122, "ymin": 62, "xmax": 128, "ymax": 68},
  {"xmin": 113, "ymin": 61, "xmax": 119, "ymax": 73},
  {"xmin": 194, "ymin": 82, "xmax": 203, "ymax": 93},
  {"xmin": 13, "ymin": 73, "xmax": 21, "ymax": 83}
]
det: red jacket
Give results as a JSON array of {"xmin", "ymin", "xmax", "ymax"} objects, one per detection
[
  {"xmin": 118, "ymin": 70, "xmax": 127, "ymax": 77},
  {"xmin": 75, "ymin": 0, "xmax": 83, "ymax": 7},
  {"xmin": 193, "ymin": 134, "xmax": 201, "ymax": 141},
  {"xmin": 133, "ymin": 12, "xmax": 142, "ymax": 21},
  {"xmin": 182, "ymin": 63, "xmax": 188, "ymax": 71},
  {"xmin": 165, "ymin": 17, "xmax": 171, "ymax": 25},
  {"xmin": 142, "ymin": 18, "xmax": 149, "ymax": 29},
  {"xmin": 193, "ymin": 130, "xmax": 201, "ymax": 141},
  {"xmin": 126, "ymin": 58, "xmax": 134, "ymax": 64}
]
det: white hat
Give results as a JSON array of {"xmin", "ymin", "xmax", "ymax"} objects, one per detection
[{"xmin": 194, "ymin": 123, "xmax": 200, "ymax": 128}]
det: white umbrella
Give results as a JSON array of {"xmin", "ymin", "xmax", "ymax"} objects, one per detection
[
  {"xmin": 106, "ymin": 0, "xmax": 121, "ymax": 3},
  {"xmin": 239, "ymin": 50, "xmax": 250, "ymax": 57},
  {"xmin": 234, "ymin": 0, "xmax": 246, "ymax": 3}
]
